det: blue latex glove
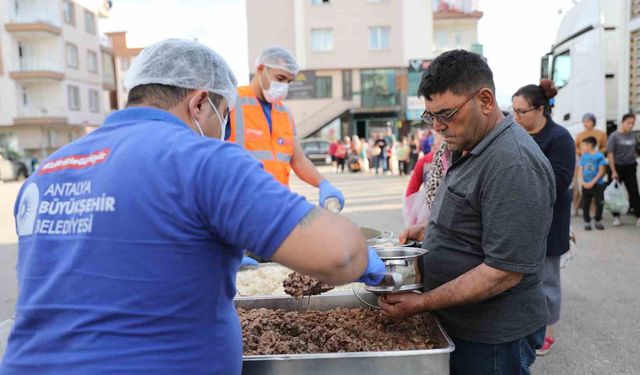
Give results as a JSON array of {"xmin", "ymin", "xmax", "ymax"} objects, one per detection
[
  {"xmin": 240, "ymin": 255, "xmax": 259, "ymax": 269},
  {"xmin": 358, "ymin": 247, "xmax": 387, "ymax": 286},
  {"xmin": 319, "ymin": 180, "xmax": 345, "ymax": 210}
]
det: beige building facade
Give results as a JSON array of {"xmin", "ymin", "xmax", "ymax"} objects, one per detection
[
  {"xmin": 246, "ymin": 0, "xmax": 482, "ymax": 140},
  {"xmin": 247, "ymin": 0, "xmax": 434, "ymax": 140},
  {"xmin": 105, "ymin": 31, "xmax": 141, "ymax": 110},
  {"xmin": 432, "ymin": 0, "xmax": 483, "ymax": 56},
  {"xmin": 0, "ymin": 0, "xmax": 114, "ymax": 162}
]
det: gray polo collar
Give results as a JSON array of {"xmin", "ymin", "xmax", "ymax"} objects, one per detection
[{"xmin": 468, "ymin": 114, "xmax": 514, "ymax": 156}]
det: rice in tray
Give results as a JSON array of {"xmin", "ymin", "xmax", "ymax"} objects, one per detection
[{"xmin": 236, "ymin": 263, "xmax": 354, "ymax": 297}]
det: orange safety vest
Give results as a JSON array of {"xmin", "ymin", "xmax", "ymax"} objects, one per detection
[{"xmin": 228, "ymin": 86, "xmax": 295, "ymax": 186}]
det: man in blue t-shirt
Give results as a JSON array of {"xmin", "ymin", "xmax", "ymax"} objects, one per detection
[
  {"xmin": 0, "ymin": 39, "xmax": 384, "ymax": 375},
  {"xmin": 579, "ymin": 136, "xmax": 608, "ymax": 230}
]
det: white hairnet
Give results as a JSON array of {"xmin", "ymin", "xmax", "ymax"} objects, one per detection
[
  {"xmin": 124, "ymin": 39, "xmax": 237, "ymax": 109},
  {"xmin": 255, "ymin": 46, "xmax": 300, "ymax": 75}
]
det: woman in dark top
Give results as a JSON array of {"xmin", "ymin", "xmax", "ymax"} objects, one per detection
[
  {"xmin": 512, "ymin": 79, "xmax": 576, "ymax": 356},
  {"xmin": 408, "ymin": 134, "xmax": 420, "ymax": 173}
]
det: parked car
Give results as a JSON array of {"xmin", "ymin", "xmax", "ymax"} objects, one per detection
[
  {"xmin": 0, "ymin": 149, "xmax": 29, "ymax": 181},
  {"xmin": 299, "ymin": 138, "xmax": 332, "ymax": 165}
]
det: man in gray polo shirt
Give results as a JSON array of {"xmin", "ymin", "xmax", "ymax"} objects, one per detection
[{"xmin": 379, "ymin": 50, "xmax": 556, "ymax": 374}]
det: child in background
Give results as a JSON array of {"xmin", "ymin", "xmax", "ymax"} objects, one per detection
[{"xmin": 578, "ymin": 136, "xmax": 608, "ymax": 230}]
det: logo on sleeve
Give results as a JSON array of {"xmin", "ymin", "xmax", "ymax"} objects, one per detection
[{"xmin": 16, "ymin": 183, "xmax": 40, "ymax": 236}]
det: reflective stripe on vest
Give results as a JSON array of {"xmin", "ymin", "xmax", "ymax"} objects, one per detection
[
  {"xmin": 250, "ymin": 150, "xmax": 275, "ymax": 161},
  {"xmin": 276, "ymin": 153, "xmax": 291, "ymax": 162}
]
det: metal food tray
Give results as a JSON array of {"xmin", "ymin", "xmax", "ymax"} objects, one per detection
[{"xmin": 236, "ymin": 292, "xmax": 454, "ymax": 375}]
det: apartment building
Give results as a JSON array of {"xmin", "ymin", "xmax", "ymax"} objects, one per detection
[
  {"xmin": 106, "ymin": 31, "xmax": 141, "ymax": 110},
  {"xmin": 404, "ymin": 0, "xmax": 483, "ymax": 121},
  {"xmin": 247, "ymin": 0, "xmax": 433, "ymax": 140},
  {"xmin": 0, "ymin": 0, "xmax": 115, "ymax": 159},
  {"xmin": 432, "ymin": 0, "xmax": 483, "ymax": 56}
]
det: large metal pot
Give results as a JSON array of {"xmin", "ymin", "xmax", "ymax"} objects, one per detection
[{"xmin": 365, "ymin": 247, "xmax": 427, "ymax": 294}]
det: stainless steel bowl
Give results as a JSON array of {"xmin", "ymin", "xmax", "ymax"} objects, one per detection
[
  {"xmin": 365, "ymin": 247, "xmax": 427, "ymax": 294},
  {"xmin": 370, "ymin": 239, "xmax": 418, "ymax": 249},
  {"xmin": 360, "ymin": 227, "xmax": 394, "ymax": 245},
  {"xmin": 360, "ymin": 226, "xmax": 382, "ymax": 240}
]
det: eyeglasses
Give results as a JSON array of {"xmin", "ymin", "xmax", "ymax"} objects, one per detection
[
  {"xmin": 510, "ymin": 106, "xmax": 538, "ymax": 117},
  {"xmin": 420, "ymin": 90, "xmax": 479, "ymax": 127}
]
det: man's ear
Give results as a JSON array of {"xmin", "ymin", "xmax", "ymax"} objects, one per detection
[
  {"xmin": 477, "ymin": 88, "xmax": 495, "ymax": 115},
  {"xmin": 188, "ymin": 90, "xmax": 208, "ymax": 115}
]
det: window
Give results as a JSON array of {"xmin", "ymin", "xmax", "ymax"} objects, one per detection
[
  {"xmin": 68, "ymin": 85, "xmax": 80, "ymax": 110},
  {"xmin": 454, "ymin": 32, "xmax": 462, "ymax": 48},
  {"xmin": 369, "ymin": 27, "xmax": 390, "ymax": 50},
  {"xmin": 633, "ymin": 0, "xmax": 640, "ymax": 17},
  {"xmin": 84, "ymin": 10, "xmax": 96, "ymax": 34},
  {"xmin": 315, "ymin": 76, "xmax": 332, "ymax": 98},
  {"xmin": 436, "ymin": 30, "xmax": 447, "ymax": 49},
  {"xmin": 342, "ymin": 70, "xmax": 352, "ymax": 100},
  {"xmin": 66, "ymin": 43, "xmax": 78, "ymax": 69},
  {"xmin": 87, "ymin": 50, "xmax": 98, "ymax": 73},
  {"xmin": 630, "ymin": 30, "xmax": 640, "ymax": 112},
  {"xmin": 47, "ymin": 130, "xmax": 56, "ymax": 148},
  {"xmin": 311, "ymin": 29, "xmax": 333, "ymax": 52},
  {"xmin": 63, "ymin": 0, "xmax": 75, "ymax": 25},
  {"xmin": 21, "ymin": 86, "xmax": 28, "ymax": 106},
  {"xmin": 89, "ymin": 89, "xmax": 100, "ymax": 112},
  {"xmin": 552, "ymin": 50, "xmax": 571, "ymax": 89},
  {"xmin": 360, "ymin": 69, "xmax": 398, "ymax": 107}
]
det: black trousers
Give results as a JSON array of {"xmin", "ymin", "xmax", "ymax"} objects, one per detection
[
  {"xmin": 612, "ymin": 163, "xmax": 640, "ymax": 218},
  {"xmin": 582, "ymin": 184, "xmax": 604, "ymax": 222},
  {"xmin": 398, "ymin": 160, "xmax": 409, "ymax": 176}
]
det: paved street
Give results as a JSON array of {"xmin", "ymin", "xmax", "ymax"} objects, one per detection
[{"xmin": 1, "ymin": 170, "xmax": 639, "ymax": 373}]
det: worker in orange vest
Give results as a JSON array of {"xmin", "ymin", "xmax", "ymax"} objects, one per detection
[
  {"xmin": 228, "ymin": 46, "xmax": 345, "ymax": 269},
  {"xmin": 227, "ymin": 46, "xmax": 344, "ymax": 205}
]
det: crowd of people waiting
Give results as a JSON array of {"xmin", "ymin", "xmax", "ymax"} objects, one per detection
[{"xmin": 328, "ymin": 128, "xmax": 438, "ymax": 176}]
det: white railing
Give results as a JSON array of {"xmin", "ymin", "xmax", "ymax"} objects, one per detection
[
  {"xmin": 17, "ymin": 105, "xmax": 66, "ymax": 118},
  {"xmin": 7, "ymin": 8, "xmax": 63, "ymax": 28},
  {"xmin": 16, "ymin": 58, "xmax": 64, "ymax": 73}
]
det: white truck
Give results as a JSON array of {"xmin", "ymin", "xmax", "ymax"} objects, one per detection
[{"xmin": 541, "ymin": 0, "xmax": 635, "ymax": 138}]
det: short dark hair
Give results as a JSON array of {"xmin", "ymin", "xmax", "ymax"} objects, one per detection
[
  {"xmin": 581, "ymin": 136, "xmax": 597, "ymax": 148},
  {"xmin": 622, "ymin": 113, "xmax": 636, "ymax": 123},
  {"xmin": 513, "ymin": 79, "xmax": 558, "ymax": 115},
  {"xmin": 417, "ymin": 50, "xmax": 495, "ymax": 101},
  {"xmin": 126, "ymin": 84, "xmax": 224, "ymax": 109}
]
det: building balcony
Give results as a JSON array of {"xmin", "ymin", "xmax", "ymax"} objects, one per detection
[
  {"xmin": 9, "ymin": 59, "xmax": 65, "ymax": 81},
  {"xmin": 5, "ymin": 9, "xmax": 63, "ymax": 36},
  {"xmin": 14, "ymin": 105, "xmax": 68, "ymax": 126}
]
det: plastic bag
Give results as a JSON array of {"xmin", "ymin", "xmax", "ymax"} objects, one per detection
[
  {"xmin": 604, "ymin": 181, "xmax": 629, "ymax": 214},
  {"xmin": 560, "ymin": 227, "xmax": 577, "ymax": 269},
  {"xmin": 403, "ymin": 192, "xmax": 430, "ymax": 227}
]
